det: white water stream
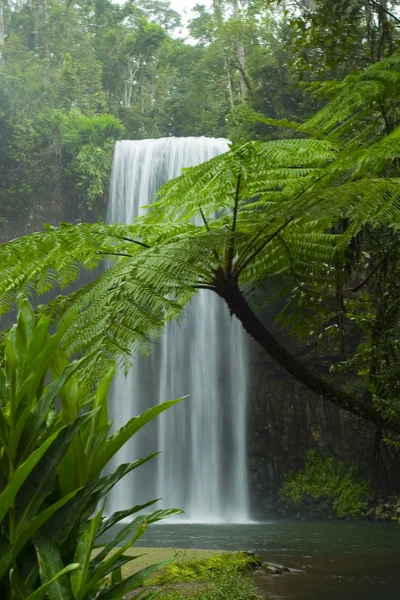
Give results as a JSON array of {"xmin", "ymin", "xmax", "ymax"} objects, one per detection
[{"xmin": 107, "ymin": 137, "xmax": 250, "ymax": 523}]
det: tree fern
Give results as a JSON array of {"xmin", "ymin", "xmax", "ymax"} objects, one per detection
[{"xmin": 1, "ymin": 59, "xmax": 400, "ymax": 427}]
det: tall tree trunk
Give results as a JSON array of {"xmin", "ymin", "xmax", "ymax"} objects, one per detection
[
  {"xmin": 28, "ymin": 0, "xmax": 39, "ymax": 51},
  {"xmin": 0, "ymin": 0, "xmax": 5, "ymax": 63},
  {"xmin": 216, "ymin": 282, "xmax": 395, "ymax": 430},
  {"xmin": 231, "ymin": 0, "xmax": 247, "ymax": 98}
]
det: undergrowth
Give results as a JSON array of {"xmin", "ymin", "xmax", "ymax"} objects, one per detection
[
  {"xmin": 148, "ymin": 552, "xmax": 263, "ymax": 600},
  {"xmin": 280, "ymin": 450, "xmax": 372, "ymax": 518},
  {"xmin": 149, "ymin": 552, "xmax": 261, "ymax": 586},
  {"xmin": 159, "ymin": 574, "xmax": 261, "ymax": 600}
]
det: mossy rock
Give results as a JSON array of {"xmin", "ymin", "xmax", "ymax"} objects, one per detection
[{"xmin": 148, "ymin": 552, "xmax": 261, "ymax": 586}]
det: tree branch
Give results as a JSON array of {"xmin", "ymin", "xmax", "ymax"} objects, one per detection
[
  {"xmin": 200, "ymin": 208, "xmax": 221, "ymax": 263},
  {"xmin": 350, "ymin": 253, "xmax": 389, "ymax": 292},
  {"xmin": 215, "ymin": 281, "xmax": 397, "ymax": 431},
  {"xmin": 116, "ymin": 236, "xmax": 151, "ymax": 249},
  {"xmin": 369, "ymin": 0, "xmax": 400, "ymax": 24},
  {"xmin": 225, "ymin": 172, "xmax": 241, "ymax": 277}
]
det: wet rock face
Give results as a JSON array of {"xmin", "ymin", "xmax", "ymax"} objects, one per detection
[
  {"xmin": 246, "ymin": 338, "xmax": 400, "ymax": 520},
  {"xmin": 374, "ymin": 497, "xmax": 400, "ymax": 521}
]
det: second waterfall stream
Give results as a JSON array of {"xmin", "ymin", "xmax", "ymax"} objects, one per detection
[{"xmin": 107, "ymin": 137, "xmax": 250, "ymax": 523}]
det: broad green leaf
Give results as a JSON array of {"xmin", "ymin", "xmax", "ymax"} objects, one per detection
[
  {"xmin": 96, "ymin": 559, "xmax": 174, "ymax": 600},
  {"xmin": 16, "ymin": 413, "xmax": 95, "ymax": 533},
  {"xmin": 19, "ymin": 316, "xmax": 51, "ymax": 395},
  {"xmin": 34, "ymin": 529, "xmax": 75, "ymax": 600},
  {"xmin": 70, "ymin": 507, "xmax": 104, "ymax": 596},
  {"xmin": 25, "ymin": 312, "xmax": 78, "ymax": 411},
  {"xmin": 97, "ymin": 498, "xmax": 159, "ymax": 538},
  {"xmin": 92, "ymin": 508, "xmax": 183, "ymax": 569},
  {"xmin": 6, "ymin": 334, "xmax": 17, "ymax": 413},
  {"xmin": 0, "ymin": 430, "xmax": 59, "ymax": 525},
  {"xmin": 9, "ymin": 404, "xmax": 34, "ymax": 463},
  {"xmin": 0, "ymin": 368, "xmax": 6, "ymax": 405},
  {"xmin": 26, "ymin": 564, "xmax": 80, "ymax": 600},
  {"xmin": 19, "ymin": 360, "xmax": 84, "ymax": 463},
  {"xmin": 48, "ymin": 456, "xmax": 157, "ymax": 544},
  {"xmin": 10, "ymin": 567, "xmax": 29, "ymax": 600},
  {"xmin": 13, "ymin": 300, "xmax": 35, "ymax": 374},
  {"xmin": 17, "ymin": 299, "xmax": 35, "ymax": 348},
  {"xmin": 0, "ymin": 406, "xmax": 10, "ymax": 456},
  {"xmin": 85, "ymin": 365, "xmax": 115, "ymax": 458},
  {"xmin": 111, "ymin": 566, "xmax": 122, "ymax": 585},
  {"xmin": 95, "ymin": 398, "xmax": 184, "ymax": 476},
  {"xmin": 0, "ymin": 490, "xmax": 79, "ymax": 580}
]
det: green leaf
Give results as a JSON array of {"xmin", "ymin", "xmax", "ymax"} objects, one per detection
[
  {"xmin": 16, "ymin": 412, "xmax": 95, "ymax": 534},
  {"xmin": 94, "ymin": 398, "xmax": 184, "ymax": 476},
  {"xmin": 19, "ymin": 360, "xmax": 84, "ymax": 463},
  {"xmin": 0, "ymin": 490, "xmax": 79, "ymax": 580},
  {"xmin": 96, "ymin": 559, "xmax": 174, "ymax": 600},
  {"xmin": 70, "ymin": 507, "xmax": 104, "ymax": 596},
  {"xmin": 34, "ymin": 529, "xmax": 75, "ymax": 600},
  {"xmin": 24, "ymin": 311, "xmax": 78, "ymax": 410},
  {"xmin": 26, "ymin": 564, "xmax": 80, "ymax": 600},
  {"xmin": 93, "ymin": 508, "xmax": 183, "ymax": 569},
  {"xmin": 0, "ymin": 430, "xmax": 60, "ymax": 525},
  {"xmin": 10, "ymin": 567, "xmax": 29, "ymax": 600},
  {"xmin": 97, "ymin": 498, "xmax": 159, "ymax": 537},
  {"xmin": 48, "ymin": 455, "xmax": 158, "ymax": 544}
]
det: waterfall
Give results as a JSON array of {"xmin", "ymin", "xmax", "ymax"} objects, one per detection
[{"xmin": 107, "ymin": 137, "xmax": 250, "ymax": 523}]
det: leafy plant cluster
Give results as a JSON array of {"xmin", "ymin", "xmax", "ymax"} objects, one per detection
[
  {"xmin": 147, "ymin": 553, "xmax": 262, "ymax": 600},
  {"xmin": 0, "ymin": 0, "xmax": 326, "ymax": 233},
  {"xmin": 0, "ymin": 300, "xmax": 183, "ymax": 598},
  {"xmin": 150, "ymin": 553, "xmax": 261, "ymax": 586},
  {"xmin": 280, "ymin": 450, "xmax": 373, "ymax": 518}
]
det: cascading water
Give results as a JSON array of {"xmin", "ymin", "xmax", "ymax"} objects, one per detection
[{"xmin": 107, "ymin": 137, "xmax": 250, "ymax": 523}]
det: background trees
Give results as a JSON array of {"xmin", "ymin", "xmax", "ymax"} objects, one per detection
[{"xmin": 0, "ymin": 0, "xmax": 324, "ymax": 239}]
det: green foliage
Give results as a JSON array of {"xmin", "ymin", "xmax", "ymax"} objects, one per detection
[
  {"xmin": 0, "ymin": 300, "xmax": 183, "ymax": 598},
  {"xmin": 280, "ymin": 450, "xmax": 372, "ymax": 518},
  {"xmin": 159, "ymin": 574, "xmax": 261, "ymax": 600},
  {"xmin": 150, "ymin": 553, "xmax": 261, "ymax": 586},
  {"xmin": 1, "ymin": 55, "xmax": 400, "ymax": 427},
  {"xmin": 279, "ymin": 0, "xmax": 400, "ymax": 78},
  {"xmin": 1, "ymin": 0, "xmax": 321, "ymax": 234}
]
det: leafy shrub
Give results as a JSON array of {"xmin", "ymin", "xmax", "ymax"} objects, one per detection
[
  {"xmin": 280, "ymin": 450, "xmax": 372, "ymax": 518},
  {"xmin": 0, "ymin": 300, "xmax": 182, "ymax": 598}
]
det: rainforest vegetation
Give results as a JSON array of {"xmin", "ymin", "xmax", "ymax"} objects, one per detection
[{"xmin": 0, "ymin": 0, "xmax": 400, "ymax": 597}]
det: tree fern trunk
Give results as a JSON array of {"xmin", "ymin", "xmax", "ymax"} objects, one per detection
[{"xmin": 220, "ymin": 283, "xmax": 391, "ymax": 429}]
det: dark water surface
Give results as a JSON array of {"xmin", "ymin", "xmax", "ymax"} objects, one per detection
[{"xmin": 102, "ymin": 521, "xmax": 400, "ymax": 599}]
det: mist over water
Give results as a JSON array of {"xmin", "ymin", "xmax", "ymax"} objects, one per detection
[{"xmin": 107, "ymin": 137, "xmax": 250, "ymax": 523}]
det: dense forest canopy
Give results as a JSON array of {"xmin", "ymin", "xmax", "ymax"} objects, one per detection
[{"xmin": 5, "ymin": 0, "xmax": 398, "ymax": 235}]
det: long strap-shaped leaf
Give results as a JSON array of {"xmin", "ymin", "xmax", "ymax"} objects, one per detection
[
  {"xmin": 93, "ymin": 398, "xmax": 184, "ymax": 477},
  {"xmin": 0, "ymin": 490, "xmax": 80, "ymax": 580},
  {"xmin": 34, "ymin": 529, "xmax": 75, "ymax": 600},
  {"xmin": 96, "ymin": 498, "xmax": 159, "ymax": 538},
  {"xmin": 70, "ymin": 507, "xmax": 104, "ymax": 596},
  {"xmin": 16, "ymin": 411, "xmax": 95, "ymax": 534},
  {"xmin": 96, "ymin": 559, "xmax": 174, "ymax": 600},
  {"xmin": 48, "ymin": 455, "xmax": 158, "ymax": 545},
  {"xmin": 0, "ymin": 431, "xmax": 59, "ymax": 524},
  {"xmin": 26, "ymin": 564, "xmax": 80, "ymax": 600}
]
